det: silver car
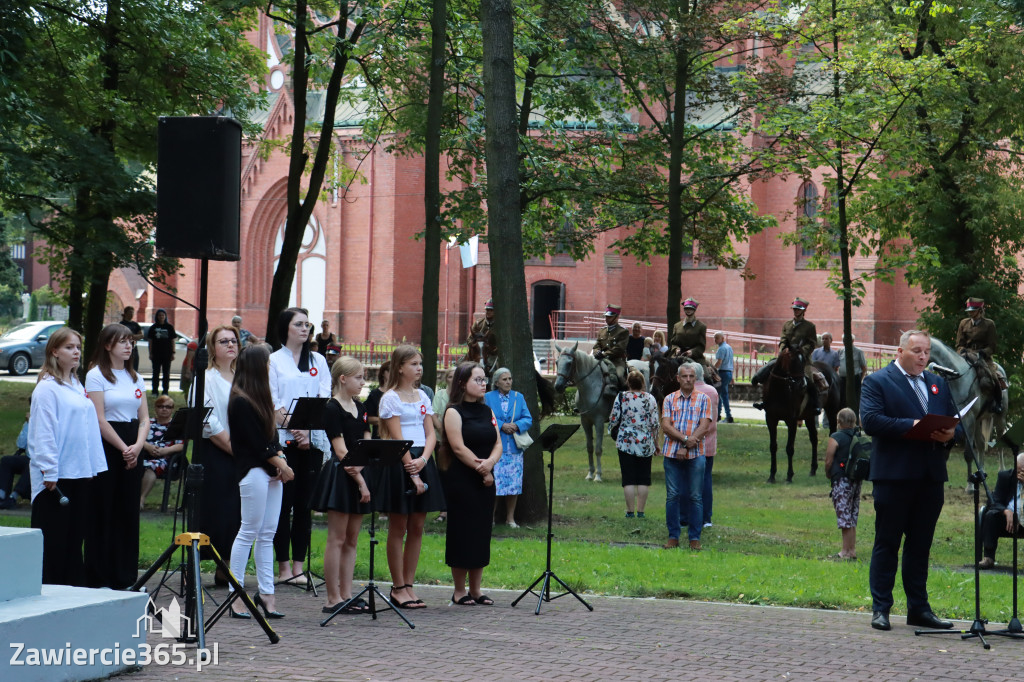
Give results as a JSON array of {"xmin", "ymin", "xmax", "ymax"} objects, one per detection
[{"xmin": 0, "ymin": 321, "xmax": 66, "ymax": 375}]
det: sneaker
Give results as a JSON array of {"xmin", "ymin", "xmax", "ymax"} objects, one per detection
[
  {"xmin": 625, "ymin": 512, "xmax": 635, "ymax": 518},
  {"xmin": 703, "ymin": 522, "xmax": 713, "ymax": 528},
  {"xmin": 637, "ymin": 512, "xmax": 645, "ymax": 519},
  {"xmin": 725, "ymin": 417, "xmax": 734, "ymax": 423},
  {"xmin": 978, "ymin": 557, "xmax": 995, "ymax": 570}
]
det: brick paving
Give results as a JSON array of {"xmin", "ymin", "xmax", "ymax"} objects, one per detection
[{"xmin": 122, "ymin": 576, "xmax": 1024, "ymax": 681}]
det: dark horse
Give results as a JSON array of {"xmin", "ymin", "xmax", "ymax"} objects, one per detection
[
  {"xmin": 648, "ymin": 354, "xmax": 721, "ymax": 407},
  {"xmin": 460, "ymin": 344, "xmax": 557, "ymax": 417},
  {"xmin": 755, "ymin": 350, "xmax": 840, "ymax": 483}
]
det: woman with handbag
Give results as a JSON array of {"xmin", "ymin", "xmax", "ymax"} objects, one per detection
[
  {"xmin": 608, "ymin": 370, "xmax": 659, "ymax": 518},
  {"xmin": 483, "ymin": 367, "xmax": 532, "ymax": 528}
]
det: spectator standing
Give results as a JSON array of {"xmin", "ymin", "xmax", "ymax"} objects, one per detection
[
  {"xmin": 811, "ymin": 332, "xmax": 841, "ymax": 373},
  {"xmin": 430, "ymin": 366, "xmax": 456, "ymax": 523},
  {"xmin": 824, "ymin": 408, "xmax": 862, "ymax": 560},
  {"xmin": 365, "ymin": 360, "xmax": 390, "ymax": 439},
  {"xmin": 688, "ymin": 363, "xmax": 719, "ymax": 528},
  {"xmin": 837, "ymin": 334, "xmax": 868, "ymax": 414},
  {"xmin": 608, "ymin": 370, "xmax": 659, "ymax": 518},
  {"xmin": 232, "ymin": 315, "xmax": 254, "ymax": 348},
  {"xmin": 85, "ymin": 324, "xmax": 149, "ymax": 589},
  {"xmin": 29, "ymin": 328, "xmax": 106, "ymax": 586},
  {"xmin": 483, "ymin": 367, "xmax": 532, "ymax": 527},
  {"xmin": 713, "ymin": 332, "xmax": 734, "ymax": 423},
  {"xmin": 626, "ymin": 323, "xmax": 645, "ymax": 361},
  {"xmin": 660, "ymin": 363, "xmax": 711, "ymax": 551},
  {"xmin": 146, "ymin": 308, "xmax": 176, "ymax": 396},
  {"xmin": 120, "ymin": 307, "xmax": 143, "ymax": 372}
]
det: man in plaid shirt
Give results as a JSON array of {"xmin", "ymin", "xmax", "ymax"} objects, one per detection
[{"xmin": 661, "ymin": 363, "xmax": 712, "ymax": 550}]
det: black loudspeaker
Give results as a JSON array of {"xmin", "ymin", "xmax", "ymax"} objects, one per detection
[{"xmin": 156, "ymin": 116, "xmax": 241, "ymax": 261}]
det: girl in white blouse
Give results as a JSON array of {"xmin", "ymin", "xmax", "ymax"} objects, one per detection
[
  {"xmin": 270, "ymin": 307, "xmax": 330, "ymax": 584},
  {"xmin": 378, "ymin": 345, "xmax": 445, "ymax": 609},
  {"xmin": 188, "ymin": 324, "xmax": 241, "ymax": 578},
  {"xmin": 30, "ymin": 327, "xmax": 106, "ymax": 586},
  {"xmin": 85, "ymin": 323, "xmax": 150, "ymax": 589}
]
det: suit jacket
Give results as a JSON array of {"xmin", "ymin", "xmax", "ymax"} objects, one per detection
[
  {"xmin": 860, "ymin": 361, "xmax": 958, "ymax": 483},
  {"xmin": 989, "ymin": 469, "xmax": 1022, "ymax": 514}
]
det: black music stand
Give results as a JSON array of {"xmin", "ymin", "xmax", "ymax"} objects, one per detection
[
  {"xmin": 278, "ymin": 396, "xmax": 330, "ymax": 594},
  {"xmin": 321, "ymin": 439, "xmax": 415, "ymax": 629},
  {"xmin": 512, "ymin": 424, "xmax": 593, "ymax": 615}
]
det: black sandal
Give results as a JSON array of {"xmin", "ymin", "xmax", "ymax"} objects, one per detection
[
  {"xmin": 452, "ymin": 594, "xmax": 475, "ymax": 606},
  {"xmin": 390, "ymin": 585, "xmax": 424, "ymax": 609},
  {"xmin": 471, "ymin": 594, "xmax": 494, "ymax": 606}
]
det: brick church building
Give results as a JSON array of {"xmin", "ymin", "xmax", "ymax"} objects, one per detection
[{"xmin": 102, "ymin": 13, "xmax": 925, "ymax": 348}]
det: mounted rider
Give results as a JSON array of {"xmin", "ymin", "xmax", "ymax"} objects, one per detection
[
  {"xmin": 956, "ymin": 297, "xmax": 1006, "ymax": 412},
  {"xmin": 669, "ymin": 297, "xmax": 707, "ymax": 364},
  {"xmin": 752, "ymin": 296, "xmax": 823, "ymax": 414},
  {"xmin": 592, "ymin": 304, "xmax": 629, "ymax": 403},
  {"xmin": 467, "ymin": 297, "xmax": 499, "ymax": 375}
]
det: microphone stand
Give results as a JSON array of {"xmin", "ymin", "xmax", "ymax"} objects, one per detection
[{"xmin": 914, "ymin": 367, "xmax": 997, "ymax": 648}]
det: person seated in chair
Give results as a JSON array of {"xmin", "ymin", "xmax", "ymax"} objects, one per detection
[
  {"xmin": 592, "ymin": 304, "xmax": 628, "ymax": 403},
  {"xmin": 956, "ymin": 297, "xmax": 1006, "ymax": 413},
  {"xmin": 139, "ymin": 395, "xmax": 185, "ymax": 511},
  {"xmin": 977, "ymin": 452, "xmax": 1024, "ymax": 569},
  {"xmin": 752, "ymin": 297, "xmax": 822, "ymax": 414},
  {"xmin": 0, "ymin": 411, "xmax": 30, "ymax": 509}
]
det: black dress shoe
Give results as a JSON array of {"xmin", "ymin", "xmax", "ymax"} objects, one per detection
[
  {"xmin": 871, "ymin": 610, "xmax": 891, "ymax": 631},
  {"xmin": 906, "ymin": 610, "xmax": 953, "ymax": 629}
]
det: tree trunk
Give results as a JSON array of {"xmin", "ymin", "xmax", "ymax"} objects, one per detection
[
  {"xmin": 665, "ymin": 41, "xmax": 689, "ymax": 332},
  {"xmin": 481, "ymin": 0, "xmax": 543, "ymax": 521},
  {"xmin": 421, "ymin": 0, "xmax": 447, "ymax": 388}
]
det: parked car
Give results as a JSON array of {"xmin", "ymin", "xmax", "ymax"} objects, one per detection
[
  {"xmin": 0, "ymin": 321, "xmax": 66, "ymax": 375},
  {"xmin": 136, "ymin": 323, "xmax": 193, "ymax": 376}
]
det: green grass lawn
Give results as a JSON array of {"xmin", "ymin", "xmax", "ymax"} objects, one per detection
[{"xmin": 1, "ymin": 380, "xmax": 1017, "ymax": 621}]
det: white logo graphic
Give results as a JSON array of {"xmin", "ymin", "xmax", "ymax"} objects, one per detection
[{"xmin": 135, "ymin": 597, "xmax": 195, "ymax": 640}]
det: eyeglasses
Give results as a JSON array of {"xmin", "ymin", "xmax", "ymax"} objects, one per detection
[
  {"xmin": 156, "ymin": 404, "xmax": 174, "ymax": 409},
  {"xmin": 471, "ymin": 377, "xmax": 488, "ymax": 384},
  {"xmin": 217, "ymin": 338, "xmax": 238, "ymax": 346}
]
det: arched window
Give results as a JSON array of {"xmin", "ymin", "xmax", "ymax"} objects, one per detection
[
  {"xmin": 796, "ymin": 181, "xmax": 819, "ymax": 266},
  {"xmin": 274, "ymin": 215, "xmax": 327, "ymax": 326}
]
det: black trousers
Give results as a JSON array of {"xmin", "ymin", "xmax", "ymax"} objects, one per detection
[
  {"xmin": 151, "ymin": 357, "xmax": 171, "ymax": 395},
  {"xmin": 273, "ymin": 445, "xmax": 321, "ymax": 562},
  {"xmin": 32, "ymin": 477, "xmax": 94, "ymax": 586},
  {"xmin": 0, "ymin": 452, "xmax": 30, "ymax": 499},
  {"xmin": 870, "ymin": 479, "xmax": 944, "ymax": 614},
  {"xmin": 86, "ymin": 420, "xmax": 143, "ymax": 589},
  {"xmin": 982, "ymin": 508, "xmax": 1024, "ymax": 558}
]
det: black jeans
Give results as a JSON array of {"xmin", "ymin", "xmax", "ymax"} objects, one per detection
[
  {"xmin": 273, "ymin": 445, "xmax": 321, "ymax": 563},
  {"xmin": 152, "ymin": 357, "xmax": 171, "ymax": 395}
]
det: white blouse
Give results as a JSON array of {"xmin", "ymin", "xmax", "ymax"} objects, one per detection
[
  {"xmin": 378, "ymin": 389, "xmax": 433, "ymax": 447},
  {"xmin": 189, "ymin": 368, "xmax": 232, "ymax": 439},
  {"xmin": 28, "ymin": 375, "xmax": 107, "ymax": 501},
  {"xmin": 269, "ymin": 347, "xmax": 330, "ymax": 444},
  {"xmin": 85, "ymin": 366, "xmax": 146, "ymax": 422}
]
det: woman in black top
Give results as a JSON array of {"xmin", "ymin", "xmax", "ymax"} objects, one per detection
[
  {"xmin": 626, "ymin": 322, "xmax": 645, "ymax": 361},
  {"xmin": 441, "ymin": 362, "xmax": 502, "ymax": 606},
  {"xmin": 365, "ymin": 360, "xmax": 389, "ymax": 439},
  {"xmin": 310, "ymin": 356, "xmax": 371, "ymax": 614},
  {"xmin": 146, "ymin": 308, "xmax": 176, "ymax": 396},
  {"xmin": 227, "ymin": 345, "xmax": 294, "ymax": 618}
]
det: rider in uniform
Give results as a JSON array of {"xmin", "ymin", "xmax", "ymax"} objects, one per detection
[
  {"xmin": 592, "ymin": 304, "xmax": 628, "ymax": 403},
  {"xmin": 669, "ymin": 297, "xmax": 707, "ymax": 364},
  {"xmin": 753, "ymin": 296, "xmax": 821, "ymax": 414},
  {"xmin": 956, "ymin": 297, "xmax": 1005, "ymax": 412},
  {"xmin": 467, "ymin": 298, "xmax": 499, "ymax": 374}
]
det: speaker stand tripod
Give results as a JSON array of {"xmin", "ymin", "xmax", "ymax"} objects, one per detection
[{"xmin": 512, "ymin": 424, "xmax": 593, "ymax": 615}]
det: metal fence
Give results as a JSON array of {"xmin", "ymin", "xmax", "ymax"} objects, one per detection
[{"xmin": 335, "ymin": 342, "xmax": 468, "ymax": 369}]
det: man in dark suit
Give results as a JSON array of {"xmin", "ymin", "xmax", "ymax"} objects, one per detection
[
  {"xmin": 977, "ymin": 453, "xmax": 1024, "ymax": 569},
  {"xmin": 860, "ymin": 329, "xmax": 959, "ymax": 631}
]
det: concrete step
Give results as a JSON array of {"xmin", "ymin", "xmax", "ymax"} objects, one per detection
[{"xmin": 0, "ymin": 527, "xmax": 42, "ymax": 603}]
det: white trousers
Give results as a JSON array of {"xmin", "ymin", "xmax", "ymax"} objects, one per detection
[{"xmin": 229, "ymin": 467, "xmax": 283, "ymax": 596}]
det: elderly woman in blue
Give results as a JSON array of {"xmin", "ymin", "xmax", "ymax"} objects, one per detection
[{"xmin": 483, "ymin": 367, "xmax": 532, "ymax": 527}]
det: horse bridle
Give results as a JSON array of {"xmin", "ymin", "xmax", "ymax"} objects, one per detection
[{"xmin": 557, "ymin": 349, "xmax": 601, "ymax": 387}]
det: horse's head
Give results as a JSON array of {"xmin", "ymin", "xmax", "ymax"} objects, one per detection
[
  {"xmin": 777, "ymin": 346, "xmax": 804, "ymax": 377},
  {"xmin": 553, "ymin": 341, "xmax": 579, "ymax": 392}
]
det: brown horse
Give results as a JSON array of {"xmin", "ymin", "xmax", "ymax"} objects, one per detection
[{"xmin": 756, "ymin": 349, "xmax": 840, "ymax": 483}]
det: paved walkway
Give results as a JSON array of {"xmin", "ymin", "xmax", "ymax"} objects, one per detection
[{"xmin": 124, "ymin": 577, "xmax": 1024, "ymax": 681}]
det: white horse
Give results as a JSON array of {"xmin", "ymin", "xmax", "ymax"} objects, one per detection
[{"xmin": 552, "ymin": 342, "xmax": 649, "ymax": 481}]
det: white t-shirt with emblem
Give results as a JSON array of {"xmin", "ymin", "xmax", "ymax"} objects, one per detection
[
  {"xmin": 85, "ymin": 366, "xmax": 147, "ymax": 422},
  {"xmin": 269, "ymin": 347, "xmax": 331, "ymax": 444}
]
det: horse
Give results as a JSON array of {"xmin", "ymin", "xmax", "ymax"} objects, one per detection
[
  {"xmin": 552, "ymin": 342, "xmax": 615, "ymax": 481},
  {"xmin": 927, "ymin": 338, "xmax": 1007, "ymax": 473},
  {"xmin": 756, "ymin": 350, "xmax": 840, "ymax": 483}
]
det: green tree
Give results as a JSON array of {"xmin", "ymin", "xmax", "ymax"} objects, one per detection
[{"xmin": 0, "ymin": 1, "xmax": 264, "ymax": 362}]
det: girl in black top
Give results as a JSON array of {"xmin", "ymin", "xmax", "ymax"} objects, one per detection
[
  {"xmin": 365, "ymin": 360, "xmax": 389, "ymax": 439},
  {"xmin": 441, "ymin": 362, "xmax": 502, "ymax": 606},
  {"xmin": 310, "ymin": 356, "xmax": 371, "ymax": 613},
  {"xmin": 227, "ymin": 345, "xmax": 294, "ymax": 618}
]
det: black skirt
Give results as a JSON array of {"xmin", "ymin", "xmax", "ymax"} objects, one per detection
[
  {"xmin": 374, "ymin": 446, "xmax": 446, "ymax": 514},
  {"xmin": 196, "ymin": 439, "xmax": 241, "ymax": 562},
  {"xmin": 310, "ymin": 458, "xmax": 372, "ymax": 514}
]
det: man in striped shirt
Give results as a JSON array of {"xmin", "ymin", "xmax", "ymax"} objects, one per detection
[{"xmin": 661, "ymin": 363, "xmax": 712, "ymax": 550}]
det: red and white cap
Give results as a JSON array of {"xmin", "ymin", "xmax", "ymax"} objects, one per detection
[
  {"xmin": 791, "ymin": 297, "xmax": 809, "ymax": 310},
  {"xmin": 682, "ymin": 298, "xmax": 699, "ymax": 310},
  {"xmin": 965, "ymin": 297, "xmax": 984, "ymax": 311},
  {"xmin": 605, "ymin": 304, "xmax": 621, "ymax": 317},
  {"xmin": 484, "ymin": 298, "xmax": 494, "ymax": 310}
]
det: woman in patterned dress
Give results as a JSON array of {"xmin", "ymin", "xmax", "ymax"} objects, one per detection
[
  {"xmin": 483, "ymin": 367, "xmax": 532, "ymax": 528},
  {"xmin": 608, "ymin": 370, "xmax": 659, "ymax": 518}
]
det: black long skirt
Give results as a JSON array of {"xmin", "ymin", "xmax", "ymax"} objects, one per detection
[
  {"xmin": 85, "ymin": 420, "xmax": 143, "ymax": 590},
  {"xmin": 441, "ymin": 460, "xmax": 496, "ymax": 569},
  {"xmin": 195, "ymin": 438, "xmax": 241, "ymax": 562},
  {"xmin": 32, "ymin": 477, "xmax": 94, "ymax": 586}
]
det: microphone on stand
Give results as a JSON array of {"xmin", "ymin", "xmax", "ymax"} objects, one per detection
[{"xmin": 927, "ymin": 362, "xmax": 960, "ymax": 380}]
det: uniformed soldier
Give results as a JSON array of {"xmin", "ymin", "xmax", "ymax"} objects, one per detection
[
  {"xmin": 669, "ymin": 297, "xmax": 707, "ymax": 364},
  {"xmin": 592, "ymin": 304, "xmax": 628, "ymax": 402},
  {"xmin": 467, "ymin": 298, "xmax": 498, "ymax": 373},
  {"xmin": 753, "ymin": 296, "xmax": 821, "ymax": 414},
  {"xmin": 956, "ymin": 297, "xmax": 1005, "ymax": 409}
]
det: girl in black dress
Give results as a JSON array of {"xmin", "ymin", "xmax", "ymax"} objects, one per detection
[
  {"xmin": 311, "ymin": 356, "xmax": 372, "ymax": 614},
  {"xmin": 441, "ymin": 362, "xmax": 502, "ymax": 606}
]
